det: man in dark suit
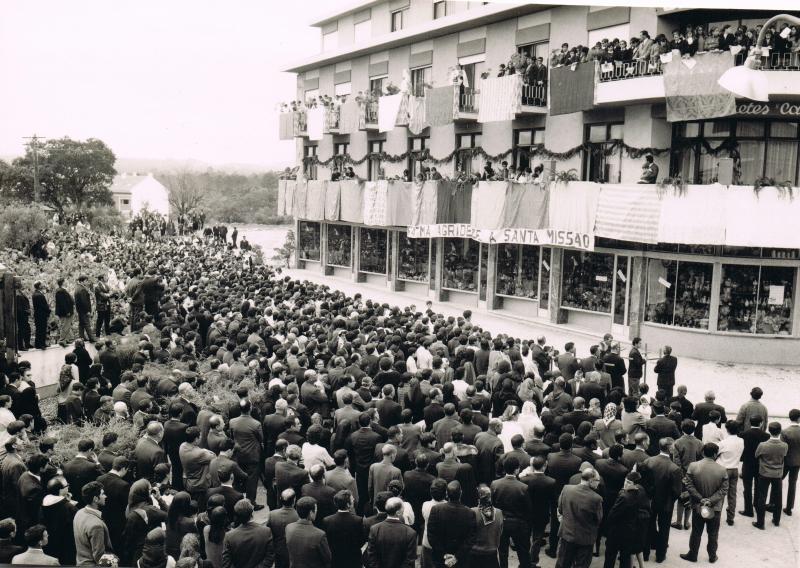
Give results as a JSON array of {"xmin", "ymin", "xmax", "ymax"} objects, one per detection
[
  {"xmin": 402, "ymin": 454, "xmax": 435, "ymax": 539},
  {"xmin": 492, "ymin": 457, "xmax": 533, "ymax": 568},
  {"xmin": 436, "ymin": 443, "xmax": 477, "ymax": 507},
  {"xmin": 365, "ymin": 497, "xmax": 417, "ymax": 568},
  {"xmin": 301, "ymin": 465, "xmax": 337, "ymax": 528},
  {"xmin": 556, "ymin": 468, "xmax": 604, "ymax": 568},
  {"xmin": 739, "ymin": 414, "xmax": 769, "ymax": 518},
  {"xmin": 545, "ymin": 433, "xmax": 582, "ymax": 556},
  {"xmin": 230, "ymin": 400, "xmax": 264, "ymax": 508},
  {"xmin": 16, "ymin": 454, "xmax": 47, "ymax": 536},
  {"xmin": 266, "ymin": 489, "xmax": 300, "ymax": 568},
  {"xmin": 524, "ymin": 456, "xmax": 557, "ymax": 567},
  {"xmin": 0, "ymin": 519, "xmax": 23, "ymax": 563},
  {"xmin": 96, "ymin": 457, "xmax": 131, "ymax": 554},
  {"xmin": 654, "ymin": 345, "xmax": 678, "ymax": 399},
  {"xmin": 692, "ymin": 391, "xmax": 728, "ymax": 441},
  {"xmin": 62, "ymin": 439, "xmax": 104, "ymax": 506},
  {"xmin": 276, "ymin": 445, "xmax": 310, "ymax": 496},
  {"xmin": 646, "ymin": 402, "xmax": 681, "ymax": 456},
  {"xmin": 594, "ymin": 444, "xmax": 629, "ymax": 525},
  {"xmin": 561, "ymin": 397, "xmax": 591, "ymax": 431},
  {"xmin": 375, "ymin": 427, "xmax": 412, "ymax": 473},
  {"xmin": 323, "ymin": 490, "xmax": 365, "ymax": 568},
  {"xmin": 432, "ymin": 404, "xmax": 461, "ymax": 451},
  {"xmin": 680, "ymin": 443, "xmax": 728, "ymax": 563},
  {"xmin": 474, "ymin": 419, "xmax": 504, "ymax": 485},
  {"xmin": 98, "ymin": 340, "xmax": 122, "ymax": 386},
  {"xmin": 641, "ymin": 438, "xmax": 682, "ymax": 562},
  {"xmin": 134, "ymin": 422, "xmax": 167, "ymax": 482},
  {"xmin": 376, "ymin": 385, "xmax": 402, "ymax": 428},
  {"xmin": 222, "ymin": 499, "xmax": 275, "ymax": 568},
  {"xmin": 286, "ymin": 497, "xmax": 333, "ymax": 568},
  {"xmin": 426, "ymin": 481, "xmax": 477, "ymax": 568},
  {"xmin": 265, "ymin": 440, "xmax": 289, "ymax": 510},
  {"xmin": 602, "ymin": 342, "xmax": 627, "ymax": 392},
  {"xmin": 208, "ymin": 466, "xmax": 245, "ymax": 519},
  {"xmin": 782, "ymin": 408, "xmax": 800, "ymax": 517},
  {"xmin": 345, "ymin": 413, "xmax": 383, "ymax": 515},
  {"xmin": 163, "ymin": 404, "xmax": 189, "ymax": 491},
  {"xmin": 31, "ymin": 281, "xmax": 50, "ymax": 349}
]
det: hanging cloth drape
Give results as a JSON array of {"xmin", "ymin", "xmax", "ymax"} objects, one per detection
[
  {"xmin": 594, "ymin": 184, "xmax": 662, "ymax": 243},
  {"xmin": 478, "ymin": 75, "xmax": 523, "ymax": 123},
  {"xmin": 338, "ymin": 100, "xmax": 360, "ymax": 134},
  {"xmin": 339, "ymin": 180, "xmax": 364, "ymax": 223},
  {"xmin": 501, "ymin": 182, "xmax": 549, "ymax": 229},
  {"xmin": 292, "ymin": 180, "xmax": 308, "ymax": 218},
  {"xmin": 307, "ymin": 106, "xmax": 325, "ymax": 140},
  {"xmin": 663, "ymin": 50, "xmax": 736, "ymax": 122},
  {"xmin": 547, "ymin": 181, "xmax": 600, "ymax": 234},
  {"xmin": 304, "ymin": 180, "xmax": 325, "ymax": 221},
  {"xmin": 411, "ymin": 181, "xmax": 439, "ymax": 225},
  {"xmin": 284, "ymin": 180, "xmax": 296, "ymax": 217},
  {"xmin": 277, "ymin": 180, "xmax": 287, "ymax": 216},
  {"xmin": 378, "ymin": 94, "xmax": 404, "ymax": 133},
  {"xmin": 362, "ymin": 180, "xmax": 390, "ymax": 226},
  {"xmin": 408, "ymin": 96, "xmax": 428, "ymax": 135},
  {"xmin": 386, "ymin": 181, "xmax": 413, "ymax": 226},
  {"xmin": 470, "ymin": 181, "xmax": 507, "ymax": 230},
  {"xmin": 324, "ymin": 181, "xmax": 342, "ymax": 221},
  {"xmin": 425, "ymin": 87, "xmax": 455, "ymax": 128},
  {"xmin": 656, "ymin": 184, "xmax": 727, "ymax": 244}
]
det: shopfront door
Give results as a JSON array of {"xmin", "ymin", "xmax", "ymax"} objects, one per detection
[{"xmin": 611, "ymin": 254, "xmax": 631, "ymax": 337}]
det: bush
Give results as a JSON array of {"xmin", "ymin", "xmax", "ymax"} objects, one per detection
[
  {"xmin": 0, "ymin": 202, "xmax": 50, "ymax": 252},
  {"xmin": 83, "ymin": 206, "xmax": 126, "ymax": 234}
]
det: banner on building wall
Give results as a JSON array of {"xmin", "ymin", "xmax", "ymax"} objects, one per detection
[
  {"xmin": 548, "ymin": 62, "xmax": 595, "ymax": 116},
  {"xmin": 407, "ymin": 223, "xmax": 594, "ymax": 251},
  {"xmin": 662, "ymin": 50, "xmax": 736, "ymax": 122}
]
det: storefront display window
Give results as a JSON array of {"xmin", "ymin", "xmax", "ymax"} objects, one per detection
[
  {"xmin": 442, "ymin": 238, "xmax": 479, "ymax": 292},
  {"xmin": 398, "ymin": 232, "xmax": 429, "ymax": 281},
  {"xmin": 496, "ymin": 244, "xmax": 540, "ymax": 299},
  {"xmin": 540, "ymin": 248, "xmax": 551, "ymax": 304},
  {"xmin": 479, "ymin": 244, "xmax": 488, "ymax": 301},
  {"xmin": 359, "ymin": 228, "xmax": 387, "ymax": 274},
  {"xmin": 646, "ymin": 259, "xmax": 713, "ymax": 329},
  {"xmin": 562, "ymin": 251, "xmax": 614, "ymax": 313},
  {"xmin": 718, "ymin": 265, "xmax": 794, "ymax": 334},
  {"xmin": 298, "ymin": 221, "xmax": 321, "ymax": 261},
  {"xmin": 327, "ymin": 224, "xmax": 352, "ymax": 267}
]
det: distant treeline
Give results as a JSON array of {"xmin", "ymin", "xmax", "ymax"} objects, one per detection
[{"xmin": 156, "ymin": 170, "xmax": 291, "ymax": 225}]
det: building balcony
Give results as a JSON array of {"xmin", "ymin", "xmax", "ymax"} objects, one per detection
[
  {"xmin": 323, "ymin": 107, "xmax": 340, "ymax": 134},
  {"xmin": 455, "ymin": 87, "xmax": 479, "ymax": 121},
  {"xmin": 278, "ymin": 110, "xmax": 307, "ymax": 140},
  {"xmin": 520, "ymin": 83, "xmax": 548, "ymax": 114},
  {"xmin": 359, "ymin": 100, "xmax": 379, "ymax": 130}
]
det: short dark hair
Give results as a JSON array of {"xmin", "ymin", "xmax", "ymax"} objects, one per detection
[
  {"xmin": 296, "ymin": 496, "xmax": 317, "ymax": 519},
  {"xmin": 24, "ymin": 524, "xmax": 46, "ymax": 547},
  {"xmin": 82, "ymin": 481, "xmax": 104, "ymax": 503},
  {"xmin": 702, "ymin": 443, "xmax": 719, "ymax": 458},
  {"xmin": 768, "ymin": 422, "xmax": 782, "ymax": 437},
  {"xmin": 503, "ymin": 457, "xmax": 519, "ymax": 474}
]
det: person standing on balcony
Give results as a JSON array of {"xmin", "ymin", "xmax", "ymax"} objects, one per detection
[{"xmin": 639, "ymin": 155, "xmax": 659, "ymax": 184}]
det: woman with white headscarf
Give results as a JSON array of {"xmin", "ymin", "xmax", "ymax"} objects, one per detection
[
  {"xmin": 593, "ymin": 402, "xmax": 623, "ymax": 450},
  {"xmin": 517, "ymin": 401, "xmax": 544, "ymax": 442},
  {"xmin": 498, "ymin": 404, "xmax": 524, "ymax": 452}
]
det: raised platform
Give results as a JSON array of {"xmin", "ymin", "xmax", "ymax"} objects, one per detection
[{"xmin": 17, "ymin": 343, "xmax": 98, "ymax": 396}]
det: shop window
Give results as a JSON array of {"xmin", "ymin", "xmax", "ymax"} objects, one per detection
[
  {"xmin": 327, "ymin": 225, "xmax": 352, "ymax": 267},
  {"xmin": 442, "ymin": 238, "xmax": 480, "ymax": 291},
  {"xmin": 479, "ymin": 244, "xmax": 488, "ymax": 301},
  {"xmin": 398, "ymin": 232, "xmax": 430, "ymax": 282},
  {"xmin": 562, "ymin": 250, "xmax": 614, "ymax": 313},
  {"xmin": 614, "ymin": 256, "xmax": 630, "ymax": 326},
  {"xmin": 540, "ymin": 248, "xmax": 551, "ymax": 304},
  {"xmin": 411, "ymin": 66, "xmax": 432, "ymax": 97},
  {"xmin": 671, "ymin": 119, "xmax": 800, "ymax": 185},
  {"xmin": 359, "ymin": 228, "xmax": 387, "ymax": 274},
  {"xmin": 513, "ymin": 129, "xmax": 545, "ymax": 173},
  {"xmin": 583, "ymin": 123, "xmax": 623, "ymax": 183},
  {"xmin": 645, "ymin": 259, "xmax": 713, "ymax": 329},
  {"xmin": 718, "ymin": 265, "xmax": 794, "ymax": 334},
  {"xmin": 368, "ymin": 140, "xmax": 384, "ymax": 181},
  {"xmin": 298, "ymin": 221, "xmax": 321, "ymax": 261},
  {"xmin": 496, "ymin": 244, "xmax": 540, "ymax": 299},
  {"xmin": 408, "ymin": 137, "xmax": 428, "ymax": 179},
  {"xmin": 304, "ymin": 146, "xmax": 318, "ymax": 181}
]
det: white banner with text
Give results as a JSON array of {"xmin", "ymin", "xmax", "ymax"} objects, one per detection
[{"xmin": 406, "ymin": 224, "xmax": 594, "ymax": 251}]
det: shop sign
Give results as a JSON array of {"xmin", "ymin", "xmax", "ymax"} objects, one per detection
[
  {"xmin": 407, "ymin": 224, "xmax": 594, "ymax": 251},
  {"xmin": 735, "ymin": 102, "xmax": 800, "ymax": 118}
]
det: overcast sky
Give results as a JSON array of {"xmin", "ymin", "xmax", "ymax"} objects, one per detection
[{"xmin": 0, "ymin": 0, "xmax": 352, "ymax": 169}]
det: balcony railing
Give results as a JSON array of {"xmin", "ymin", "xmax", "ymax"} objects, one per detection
[
  {"xmin": 365, "ymin": 101, "xmax": 378, "ymax": 124},
  {"xmin": 458, "ymin": 87, "xmax": 479, "ymax": 113},
  {"xmin": 598, "ymin": 58, "xmax": 663, "ymax": 83},
  {"xmin": 293, "ymin": 111, "xmax": 307, "ymax": 135},
  {"xmin": 521, "ymin": 82, "xmax": 547, "ymax": 107},
  {"xmin": 764, "ymin": 52, "xmax": 800, "ymax": 70}
]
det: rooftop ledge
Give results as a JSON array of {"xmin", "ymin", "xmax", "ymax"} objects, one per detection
[{"xmin": 283, "ymin": 2, "xmax": 546, "ymax": 74}]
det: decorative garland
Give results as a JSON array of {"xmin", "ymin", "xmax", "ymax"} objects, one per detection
[{"xmin": 301, "ymin": 137, "xmax": 746, "ymax": 168}]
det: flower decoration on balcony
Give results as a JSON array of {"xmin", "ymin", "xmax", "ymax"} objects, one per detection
[
  {"xmin": 753, "ymin": 177, "xmax": 795, "ymax": 200},
  {"xmin": 553, "ymin": 169, "xmax": 580, "ymax": 183},
  {"xmin": 656, "ymin": 176, "xmax": 687, "ymax": 197},
  {"xmin": 384, "ymin": 81, "xmax": 401, "ymax": 95}
]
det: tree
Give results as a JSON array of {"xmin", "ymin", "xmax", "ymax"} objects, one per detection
[
  {"xmin": 10, "ymin": 137, "xmax": 116, "ymax": 211},
  {"xmin": 161, "ymin": 169, "xmax": 204, "ymax": 217},
  {"xmin": 0, "ymin": 203, "xmax": 49, "ymax": 253},
  {"xmin": 272, "ymin": 229, "xmax": 295, "ymax": 267}
]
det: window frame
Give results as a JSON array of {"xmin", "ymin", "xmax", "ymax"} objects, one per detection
[
  {"xmin": 455, "ymin": 133, "xmax": 482, "ymax": 176},
  {"xmin": 582, "ymin": 122, "xmax": 624, "ymax": 182},
  {"xmin": 303, "ymin": 145, "xmax": 318, "ymax": 180},
  {"xmin": 390, "ymin": 9, "xmax": 406, "ymax": 32},
  {"xmin": 408, "ymin": 136, "xmax": 429, "ymax": 179},
  {"xmin": 513, "ymin": 128, "xmax": 545, "ymax": 172},
  {"xmin": 368, "ymin": 140, "xmax": 384, "ymax": 181},
  {"xmin": 433, "ymin": 1, "xmax": 447, "ymax": 19},
  {"xmin": 671, "ymin": 119, "xmax": 800, "ymax": 185},
  {"xmin": 410, "ymin": 66, "xmax": 432, "ymax": 97}
]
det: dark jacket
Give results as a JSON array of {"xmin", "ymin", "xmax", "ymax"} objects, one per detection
[
  {"xmin": 96, "ymin": 471, "xmax": 131, "ymax": 552},
  {"xmin": 557, "ymin": 483, "xmax": 604, "ymax": 545},
  {"xmin": 426, "ymin": 501, "xmax": 477, "ymax": 568},
  {"xmin": 740, "ymin": 427, "xmax": 770, "ymax": 473},
  {"xmin": 526, "ymin": 471, "xmax": 557, "ymax": 531},
  {"xmin": 301, "ymin": 481, "xmax": 337, "ymax": 528},
  {"xmin": 654, "ymin": 355, "xmax": 677, "ymax": 387},
  {"xmin": 365, "ymin": 518, "xmax": 417, "ymax": 568},
  {"xmin": 640, "ymin": 453, "xmax": 682, "ymax": 510},
  {"xmin": 474, "ymin": 431, "xmax": 504, "ymax": 485},
  {"xmin": 134, "ymin": 436, "xmax": 167, "ymax": 482},
  {"xmin": 267, "ymin": 507, "xmax": 300, "ymax": 568},
  {"xmin": 222, "ymin": 521, "xmax": 275, "ymax": 568},
  {"xmin": 75, "ymin": 284, "xmax": 93, "ymax": 315},
  {"xmin": 285, "ymin": 518, "xmax": 332, "ymax": 568},
  {"xmin": 403, "ymin": 468, "xmax": 436, "ymax": 534},
  {"xmin": 208, "ymin": 485, "xmax": 245, "ymax": 519},
  {"xmin": 55, "ymin": 287, "xmax": 74, "ymax": 317},
  {"xmin": 41, "ymin": 495, "xmax": 79, "ymax": 565},
  {"xmin": 275, "ymin": 461, "xmax": 309, "ymax": 495},
  {"xmin": 323, "ymin": 511, "xmax": 366, "ymax": 568},
  {"xmin": 491, "ymin": 475, "xmax": 532, "ymax": 522},
  {"xmin": 436, "ymin": 459, "xmax": 477, "ymax": 507},
  {"xmin": 546, "ymin": 450, "xmax": 583, "ymax": 491},
  {"xmin": 62, "ymin": 456, "xmax": 104, "ymax": 506},
  {"xmin": 32, "ymin": 290, "xmax": 51, "ymax": 321}
]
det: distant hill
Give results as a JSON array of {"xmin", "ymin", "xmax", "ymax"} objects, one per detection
[{"xmin": 115, "ymin": 157, "xmax": 283, "ymax": 175}]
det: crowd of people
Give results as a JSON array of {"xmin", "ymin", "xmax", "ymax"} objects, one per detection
[{"xmin": 0, "ymin": 223, "xmax": 798, "ymax": 568}]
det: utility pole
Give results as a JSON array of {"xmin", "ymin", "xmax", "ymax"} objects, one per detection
[{"xmin": 23, "ymin": 134, "xmax": 45, "ymax": 202}]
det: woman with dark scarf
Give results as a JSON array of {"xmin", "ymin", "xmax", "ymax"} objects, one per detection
[
  {"xmin": 402, "ymin": 378, "xmax": 426, "ymax": 423},
  {"xmin": 138, "ymin": 528, "xmax": 176, "ymax": 568},
  {"xmin": 166, "ymin": 492, "xmax": 198, "ymax": 559},
  {"xmin": 468, "ymin": 485, "xmax": 504, "ymax": 568},
  {"xmin": 123, "ymin": 479, "xmax": 169, "ymax": 567}
]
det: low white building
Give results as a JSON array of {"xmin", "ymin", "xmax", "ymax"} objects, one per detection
[{"xmin": 109, "ymin": 173, "xmax": 170, "ymax": 218}]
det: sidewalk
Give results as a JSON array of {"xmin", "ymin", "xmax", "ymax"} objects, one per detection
[{"xmin": 284, "ymin": 269, "xmax": 800, "ymax": 420}]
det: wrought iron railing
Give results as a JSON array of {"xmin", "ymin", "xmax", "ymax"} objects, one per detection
[
  {"xmin": 458, "ymin": 87, "xmax": 479, "ymax": 113},
  {"xmin": 598, "ymin": 58, "xmax": 663, "ymax": 82},
  {"xmin": 521, "ymin": 82, "xmax": 548, "ymax": 106}
]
